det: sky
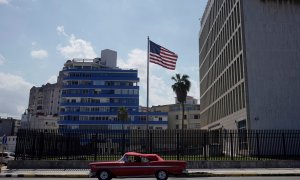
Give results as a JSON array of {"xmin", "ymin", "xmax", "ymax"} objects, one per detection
[{"xmin": 0, "ymin": 0, "xmax": 208, "ymax": 119}]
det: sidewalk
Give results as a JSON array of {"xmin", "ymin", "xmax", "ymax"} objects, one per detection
[{"xmin": 1, "ymin": 166, "xmax": 300, "ymax": 178}]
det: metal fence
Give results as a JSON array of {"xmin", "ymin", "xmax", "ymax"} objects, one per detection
[{"xmin": 14, "ymin": 129, "xmax": 300, "ymax": 161}]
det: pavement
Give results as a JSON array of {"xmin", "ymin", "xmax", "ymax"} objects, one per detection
[{"xmin": 1, "ymin": 166, "xmax": 300, "ymax": 178}]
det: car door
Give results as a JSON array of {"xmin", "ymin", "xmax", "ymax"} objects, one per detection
[{"xmin": 119, "ymin": 156, "xmax": 151, "ymax": 177}]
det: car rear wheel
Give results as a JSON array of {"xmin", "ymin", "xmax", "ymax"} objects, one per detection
[
  {"xmin": 156, "ymin": 170, "xmax": 168, "ymax": 180},
  {"xmin": 97, "ymin": 170, "xmax": 111, "ymax": 180}
]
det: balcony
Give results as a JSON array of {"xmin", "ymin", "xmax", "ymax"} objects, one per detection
[
  {"xmin": 60, "ymin": 102, "xmax": 139, "ymax": 107},
  {"xmin": 61, "ymin": 93, "xmax": 139, "ymax": 98}
]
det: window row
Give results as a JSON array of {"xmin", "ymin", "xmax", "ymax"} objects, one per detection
[
  {"xmin": 200, "ymin": 0, "xmax": 239, "ymax": 70},
  {"xmin": 200, "ymin": 82, "xmax": 246, "ymax": 124},
  {"xmin": 62, "ymin": 107, "xmax": 110, "ymax": 113},
  {"xmin": 200, "ymin": 0, "xmax": 228, "ymax": 51},
  {"xmin": 66, "ymin": 80, "xmax": 136, "ymax": 87},
  {"xmin": 62, "ymin": 97, "xmax": 138, "ymax": 105},
  {"xmin": 68, "ymin": 72, "xmax": 137, "ymax": 78},
  {"xmin": 201, "ymin": 53, "xmax": 244, "ymax": 109},
  {"xmin": 61, "ymin": 107, "xmax": 138, "ymax": 113},
  {"xmin": 62, "ymin": 89, "xmax": 138, "ymax": 95},
  {"xmin": 201, "ymin": 26, "xmax": 243, "ymax": 95},
  {"xmin": 60, "ymin": 115, "xmax": 164, "ymax": 122},
  {"xmin": 201, "ymin": 1, "xmax": 241, "ymax": 80}
]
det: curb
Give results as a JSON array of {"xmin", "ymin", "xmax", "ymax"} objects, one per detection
[
  {"xmin": 0, "ymin": 174, "xmax": 35, "ymax": 178},
  {"xmin": 1, "ymin": 172, "xmax": 300, "ymax": 178},
  {"xmin": 0, "ymin": 173, "xmax": 89, "ymax": 178},
  {"xmin": 186, "ymin": 172, "xmax": 300, "ymax": 177}
]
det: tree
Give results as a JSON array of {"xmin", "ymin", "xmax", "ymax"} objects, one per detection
[
  {"xmin": 118, "ymin": 107, "xmax": 128, "ymax": 131},
  {"xmin": 171, "ymin": 74, "xmax": 191, "ymax": 129}
]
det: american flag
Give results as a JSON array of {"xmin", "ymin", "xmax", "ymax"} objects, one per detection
[{"xmin": 149, "ymin": 40, "xmax": 178, "ymax": 70}]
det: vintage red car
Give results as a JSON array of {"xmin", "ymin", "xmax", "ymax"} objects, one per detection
[{"xmin": 89, "ymin": 152, "xmax": 187, "ymax": 180}]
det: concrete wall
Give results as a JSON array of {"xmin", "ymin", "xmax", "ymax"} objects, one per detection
[
  {"xmin": 242, "ymin": 0, "xmax": 300, "ymax": 129},
  {"xmin": 8, "ymin": 160, "xmax": 300, "ymax": 169},
  {"xmin": 201, "ymin": 109, "xmax": 247, "ymax": 130}
]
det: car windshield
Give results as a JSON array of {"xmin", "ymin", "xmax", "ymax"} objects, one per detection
[{"xmin": 118, "ymin": 155, "xmax": 128, "ymax": 162}]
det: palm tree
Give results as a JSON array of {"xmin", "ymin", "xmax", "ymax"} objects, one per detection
[
  {"xmin": 118, "ymin": 107, "xmax": 128, "ymax": 131},
  {"xmin": 171, "ymin": 74, "xmax": 191, "ymax": 129}
]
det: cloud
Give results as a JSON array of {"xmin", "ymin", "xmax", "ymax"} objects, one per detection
[
  {"xmin": 56, "ymin": 26, "xmax": 68, "ymax": 37},
  {"xmin": 0, "ymin": 0, "xmax": 10, "ymax": 5},
  {"xmin": 118, "ymin": 49, "xmax": 175, "ymax": 107},
  {"xmin": 56, "ymin": 25, "xmax": 97, "ymax": 59},
  {"xmin": 47, "ymin": 75, "xmax": 57, "ymax": 84},
  {"xmin": 0, "ymin": 72, "xmax": 33, "ymax": 118},
  {"xmin": 31, "ymin": 49, "xmax": 48, "ymax": 59},
  {"xmin": 188, "ymin": 78, "xmax": 200, "ymax": 103},
  {"xmin": 0, "ymin": 54, "xmax": 5, "ymax": 65}
]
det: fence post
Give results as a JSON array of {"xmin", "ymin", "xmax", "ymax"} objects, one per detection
[
  {"xmin": 176, "ymin": 131, "xmax": 180, "ymax": 160},
  {"xmin": 204, "ymin": 131, "xmax": 207, "ymax": 160},
  {"xmin": 31, "ymin": 131, "xmax": 37, "ymax": 160},
  {"xmin": 21, "ymin": 130, "xmax": 27, "ymax": 160},
  {"xmin": 93, "ymin": 133, "xmax": 98, "ymax": 161},
  {"xmin": 66, "ymin": 133, "xmax": 70, "ymax": 160},
  {"xmin": 256, "ymin": 132, "xmax": 260, "ymax": 160},
  {"xmin": 282, "ymin": 133, "xmax": 286, "ymax": 158},
  {"xmin": 230, "ymin": 132, "xmax": 234, "ymax": 160},
  {"xmin": 38, "ymin": 132, "xmax": 44, "ymax": 160},
  {"xmin": 149, "ymin": 131, "xmax": 153, "ymax": 154},
  {"xmin": 121, "ymin": 131, "xmax": 125, "ymax": 155}
]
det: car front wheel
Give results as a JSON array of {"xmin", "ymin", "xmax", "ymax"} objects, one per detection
[
  {"xmin": 156, "ymin": 170, "xmax": 168, "ymax": 180},
  {"xmin": 98, "ymin": 170, "xmax": 111, "ymax": 180}
]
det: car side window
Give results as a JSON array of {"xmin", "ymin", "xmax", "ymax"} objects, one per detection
[
  {"xmin": 134, "ymin": 156, "xmax": 141, "ymax": 163},
  {"xmin": 126, "ymin": 156, "xmax": 135, "ymax": 163},
  {"xmin": 141, "ymin": 157, "xmax": 149, "ymax": 163}
]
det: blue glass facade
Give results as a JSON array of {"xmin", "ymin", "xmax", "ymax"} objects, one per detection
[{"xmin": 58, "ymin": 59, "xmax": 168, "ymax": 130}]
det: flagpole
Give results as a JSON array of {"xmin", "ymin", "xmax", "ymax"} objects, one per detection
[{"xmin": 146, "ymin": 36, "xmax": 150, "ymax": 130}]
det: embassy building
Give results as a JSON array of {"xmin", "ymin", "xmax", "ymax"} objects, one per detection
[
  {"xmin": 199, "ymin": 0, "xmax": 300, "ymax": 130},
  {"xmin": 58, "ymin": 49, "xmax": 168, "ymax": 130}
]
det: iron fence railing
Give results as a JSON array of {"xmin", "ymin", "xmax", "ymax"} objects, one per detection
[{"xmin": 14, "ymin": 129, "xmax": 300, "ymax": 161}]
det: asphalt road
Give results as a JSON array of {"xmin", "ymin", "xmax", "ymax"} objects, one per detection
[{"xmin": 1, "ymin": 178, "xmax": 300, "ymax": 180}]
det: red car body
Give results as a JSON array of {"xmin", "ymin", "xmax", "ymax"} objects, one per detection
[{"xmin": 89, "ymin": 152, "xmax": 187, "ymax": 180}]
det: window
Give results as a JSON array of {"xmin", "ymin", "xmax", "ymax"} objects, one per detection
[
  {"xmin": 237, "ymin": 119, "xmax": 246, "ymax": 130},
  {"xmin": 82, "ymin": 89, "xmax": 89, "ymax": 94},
  {"xmin": 140, "ymin": 116, "xmax": 146, "ymax": 121},
  {"xmin": 175, "ymin": 115, "xmax": 178, "ymax": 120},
  {"xmin": 237, "ymin": 119, "xmax": 248, "ymax": 150}
]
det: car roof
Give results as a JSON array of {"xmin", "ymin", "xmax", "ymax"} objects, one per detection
[{"xmin": 124, "ymin": 152, "xmax": 163, "ymax": 161}]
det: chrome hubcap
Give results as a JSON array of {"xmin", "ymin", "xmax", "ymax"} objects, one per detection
[
  {"xmin": 100, "ymin": 171, "xmax": 108, "ymax": 179},
  {"xmin": 158, "ymin": 171, "xmax": 166, "ymax": 179}
]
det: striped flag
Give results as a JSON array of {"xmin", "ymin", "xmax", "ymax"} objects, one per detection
[{"xmin": 149, "ymin": 40, "xmax": 178, "ymax": 70}]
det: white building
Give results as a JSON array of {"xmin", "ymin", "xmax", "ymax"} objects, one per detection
[{"xmin": 199, "ymin": 0, "xmax": 300, "ymax": 130}]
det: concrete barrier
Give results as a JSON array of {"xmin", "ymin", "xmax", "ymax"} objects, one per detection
[
  {"xmin": 8, "ymin": 160, "xmax": 300, "ymax": 169},
  {"xmin": 186, "ymin": 160, "xmax": 300, "ymax": 169},
  {"xmin": 8, "ymin": 160, "xmax": 91, "ymax": 169}
]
